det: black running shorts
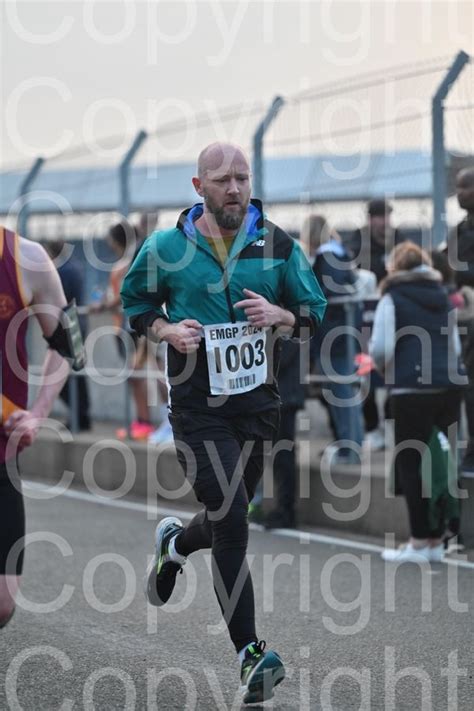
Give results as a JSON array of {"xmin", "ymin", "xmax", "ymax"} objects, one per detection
[{"xmin": 0, "ymin": 460, "xmax": 25, "ymax": 575}]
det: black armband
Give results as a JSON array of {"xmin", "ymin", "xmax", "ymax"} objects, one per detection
[
  {"xmin": 44, "ymin": 299, "xmax": 86, "ymax": 371},
  {"xmin": 129, "ymin": 311, "xmax": 168, "ymax": 338},
  {"xmin": 288, "ymin": 306, "xmax": 317, "ymax": 341}
]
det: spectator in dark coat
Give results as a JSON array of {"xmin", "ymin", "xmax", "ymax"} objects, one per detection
[
  {"xmin": 370, "ymin": 242, "xmax": 465, "ymax": 563},
  {"xmin": 347, "ymin": 200, "xmax": 405, "ymax": 449},
  {"xmin": 265, "ymin": 339, "xmax": 308, "ymax": 529},
  {"xmin": 346, "ymin": 199, "xmax": 404, "ymax": 283},
  {"xmin": 444, "ymin": 167, "xmax": 474, "ymax": 472},
  {"xmin": 309, "ymin": 215, "xmax": 364, "ymax": 463}
]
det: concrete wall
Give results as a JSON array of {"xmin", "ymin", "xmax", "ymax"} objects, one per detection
[{"xmin": 18, "ymin": 431, "xmax": 474, "ymax": 545}]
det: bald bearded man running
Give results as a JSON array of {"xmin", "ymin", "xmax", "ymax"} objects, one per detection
[{"xmin": 121, "ymin": 143, "xmax": 326, "ymax": 704}]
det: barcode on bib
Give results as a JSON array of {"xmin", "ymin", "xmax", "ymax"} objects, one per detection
[{"xmin": 227, "ymin": 374, "xmax": 257, "ymax": 390}]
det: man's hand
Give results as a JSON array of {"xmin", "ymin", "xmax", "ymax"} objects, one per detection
[
  {"xmin": 4, "ymin": 410, "xmax": 40, "ymax": 452},
  {"xmin": 153, "ymin": 319, "xmax": 203, "ymax": 353},
  {"xmin": 234, "ymin": 289, "xmax": 295, "ymax": 329}
]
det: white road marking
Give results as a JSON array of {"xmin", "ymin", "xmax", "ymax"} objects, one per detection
[{"xmin": 24, "ymin": 481, "xmax": 474, "ymax": 570}]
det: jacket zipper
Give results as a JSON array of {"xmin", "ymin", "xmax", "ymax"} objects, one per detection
[
  {"xmin": 221, "ymin": 265, "xmax": 236, "ymax": 324},
  {"xmin": 193, "ymin": 241, "xmax": 237, "ymax": 323}
]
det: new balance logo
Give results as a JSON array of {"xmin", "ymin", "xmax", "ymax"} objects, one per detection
[{"xmin": 254, "ymin": 240, "xmax": 265, "ymax": 247}]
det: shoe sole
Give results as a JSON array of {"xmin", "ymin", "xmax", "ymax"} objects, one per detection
[
  {"xmin": 144, "ymin": 516, "xmax": 183, "ymax": 606},
  {"xmin": 381, "ymin": 551, "xmax": 431, "ymax": 563},
  {"xmin": 241, "ymin": 652, "xmax": 285, "ymax": 704}
]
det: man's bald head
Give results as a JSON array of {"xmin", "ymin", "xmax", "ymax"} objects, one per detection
[
  {"xmin": 197, "ymin": 142, "xmax": 250, "ymax": 179},
  {"xmin": 457, "ymin": 167, "xmax": 474, "ymax": 186},
  {"xmin": 456, "ymin": 167, "xmax": 474, "ymax": 213},
  {"xmin": 192, "ymin": 142, "xmax": 252, "ymax": 233}
]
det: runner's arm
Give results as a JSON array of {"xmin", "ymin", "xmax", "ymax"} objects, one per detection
[
  {"xmin": 281, "ymin": 240, "xmax": 327, "ymax": 340},
  {"xmin": 369, "ymin": 294, "xmax": 395, "ymax": 374},
  {"xmin": 120, "ymin": 238, "xmax": 169, "ymax": 337},
  {"xmin": 234, "ymin": 290, "xmax": 296, "ymax": 333},
  {"xmin": 4, "ymin": 241, "xmax": 70, "ymax": 445}
]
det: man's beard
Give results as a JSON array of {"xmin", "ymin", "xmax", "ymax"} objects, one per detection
[{"xmin": 204, "ymin": 192, "xmax": 249, "ymax": 230}]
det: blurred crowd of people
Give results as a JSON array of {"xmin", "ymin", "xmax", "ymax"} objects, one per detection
[
  {"xmin": 256, "ymin": 167, "xmax": 474, "ymax": 550},
  {"xmin": 45, "ymin": 211, "xmax": 174, "ymax": 445}
]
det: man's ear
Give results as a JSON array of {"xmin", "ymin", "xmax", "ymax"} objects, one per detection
[{"xmin": 192, "ymin": 176, "xmax": 203, "ymax": 196}]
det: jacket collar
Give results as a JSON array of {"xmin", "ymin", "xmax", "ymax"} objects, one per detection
[
  {"xmin": 316, "ymin": 239, "xmax": 346, "ymax": 257},
  {"xmin": 176, "ymin": 198, "xmax": 265, "ymax": 244},
  {"xmin": 380, "ymin": 266, "xmax": 442, "ymax": 294}
]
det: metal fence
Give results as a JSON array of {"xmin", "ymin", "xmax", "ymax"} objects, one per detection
[{"xmin": 1, "ymin": 51, "xmax": 472, "ymax": 244}]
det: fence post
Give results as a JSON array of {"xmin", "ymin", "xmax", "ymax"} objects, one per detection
[
  {"xmin": 17, "ymin": 157, "xmax": 45, "ymax": 238},
  {"xmin": 252, "ymin": 96, "xmax": 285, "ymax": 201},
  {"xmin": 432, "ymin": 50, "xmax": 470, "ymax": 247},
  {"xmin": 119, "ymin": 129, "xmax": 148, "ymax": 217}
]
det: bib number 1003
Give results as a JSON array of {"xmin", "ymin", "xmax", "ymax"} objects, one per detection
[{"xmin": 213, "ymin": 339, "xmax": 265, "ymax": 374}]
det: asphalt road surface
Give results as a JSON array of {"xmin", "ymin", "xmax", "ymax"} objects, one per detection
[{"xmin": 1, "ymin": 484, "xmax": 473, "ymax": 710}]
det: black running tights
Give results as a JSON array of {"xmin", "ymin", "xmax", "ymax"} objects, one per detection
[{"xmin": 169, "ymin": 408, "xmax": 279, "ymax": 652}]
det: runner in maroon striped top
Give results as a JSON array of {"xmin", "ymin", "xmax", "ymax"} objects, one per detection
[{"xmin": 0, "ymin": 226, "xmax": 70, "ymax": 628}]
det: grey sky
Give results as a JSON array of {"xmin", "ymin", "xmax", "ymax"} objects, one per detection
[{"xmin": 1, "ymin": 1, "xmax": 473, "ymax": 170}]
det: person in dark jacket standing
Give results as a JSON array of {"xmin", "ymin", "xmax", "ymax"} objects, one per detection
[
  {"xmin": 370, "ymin": 242, "xmax": 465, "ymax": 563},
  {"xmin": 310, "ymin": 215, "xmax": 364, "ymax": 463},
  {"xmin": 264, "ymin": 338, "xmax": 308, "ymax": 529},
  {"xmin": 347, "ymin": 199, "xmax": 405, "ymax": 449},
  {"xmin": 347, "ymin": 199, "xmax": 403, "ymax": 283},
  {"xmin": 444, "ymin": 167, "xmax": 474, "ymax": 472},
  {"xmin": 121, "ymin": 143, "xmax": 326, "ymax": 704}
]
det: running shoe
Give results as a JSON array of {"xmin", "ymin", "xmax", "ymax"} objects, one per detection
[
  {"xmin": 381, "ymin": 543, "xmax": 432, "ymax": 563},
  {"xmin": 144, "ymin": 517, "xmax": 185, "ymax": 606},
  {"xmin": 248, "ymin": 503, "xmax": 265, "ymax": 525},
  {"xmin": 364, "ymin": 427, "xmax": 386, "ymax": 451},
  {"xmin": 264, "ymin": 509, "xmax": 296, "ymax": 530},
  {"xmin": 240, "ymin": 640, "xmax": 285, "ymax": 704},
  {"xmin": 130, "ymin": 420, "xmax": 154, "ymax": 441},
  {"xmin": 148, "ymin": 420, "xmax": 174, "ymax": 445},
  {"xmin": 117, "ymin": 421, "xmax": 155, "ymax": 441},
  {"xmin": 427, "ymin": 543, "xmax": 444, "ymax": 563}
]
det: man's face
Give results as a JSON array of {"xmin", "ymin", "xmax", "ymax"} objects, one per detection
[
  {"xmin": 369, "ymin": 213, "xmax": 390, "ymax": 241},
  {"xmin": 456, "ymin": 171, "xmax": 474, "ymax": 212},
  {"xmin": 195, "ymin": 152, "xmax": 251, "ymax": 231}
]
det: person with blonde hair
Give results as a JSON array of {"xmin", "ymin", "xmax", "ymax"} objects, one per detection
[{"xmin": 370, "ymin": 241, "xmax": 465, "ymax": 562}]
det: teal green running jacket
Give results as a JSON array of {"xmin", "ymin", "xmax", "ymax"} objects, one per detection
[{"xmin": 121, "ymin": 200, "xmax": 326, "ymax": 415}]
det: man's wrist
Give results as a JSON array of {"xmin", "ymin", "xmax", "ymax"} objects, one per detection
[
  {"xmin": 276, "ymin": 307, "xmax": 296, "ymax": 329},
  {"xmin": 151, "ymin": 318, "xmax": 172, "ymax": 342},
  {"xmin": 30, "ymin": 403, "xmax": 46, "ymax": 420}
]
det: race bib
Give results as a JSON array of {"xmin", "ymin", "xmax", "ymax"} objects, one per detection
[{"xmin": 204, "ymin": 322, "xmax": 267, "ymax": 395}]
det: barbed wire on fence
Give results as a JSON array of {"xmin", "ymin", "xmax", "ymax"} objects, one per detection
[{"xmin": 1, "ymin": 53, "xmax": 464, "ymax": 177}]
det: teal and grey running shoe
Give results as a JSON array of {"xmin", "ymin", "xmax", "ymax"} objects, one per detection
[
  {"xmin": 247, "ymin": 503, "xmax": 265, "ymax": 525},
  {"xmin": 240, "ymin": 640, "xmax": 285, "ymax": 704},
  {"xmin": 144, "ymin": 516, "xmax": 185, "ymax": 606}
]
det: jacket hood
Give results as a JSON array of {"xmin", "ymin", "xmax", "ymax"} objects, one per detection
[
  {"xmin": 381, "ymin": 266, "xmax": 447, "ymax": 312},
  {"xmin": 176, "ymin": 198, "xmax": 265, "ymax": 244},
  {"xmin": 316, "ymin": 239, "xmax": 348, "ymax": 258}
]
